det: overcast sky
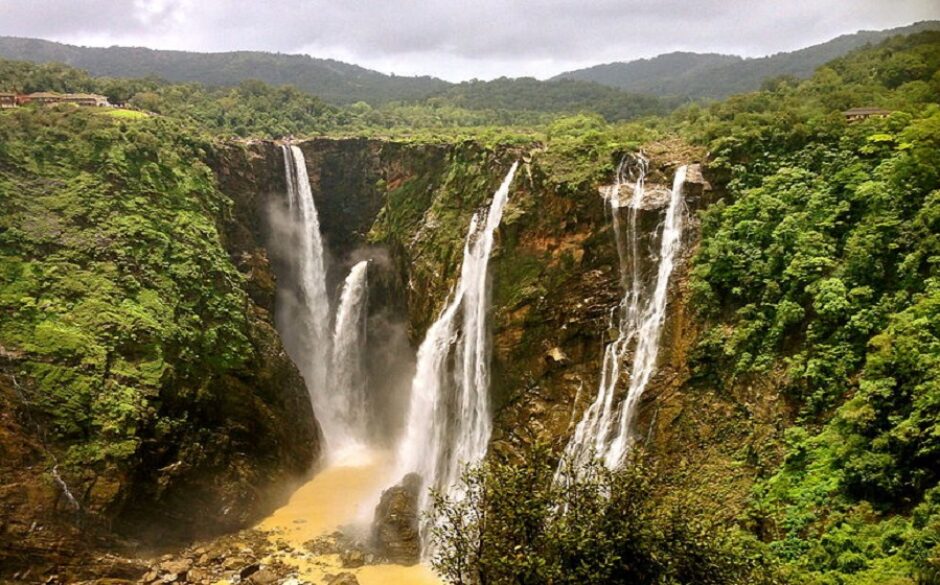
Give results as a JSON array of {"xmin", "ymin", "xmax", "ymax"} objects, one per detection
[{"xmin": 1, "ymin": 0, "xmax": 938, "ymax": 81}]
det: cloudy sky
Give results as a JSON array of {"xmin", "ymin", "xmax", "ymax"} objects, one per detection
[{"xmin": 1, "ymin": 0, "xmax": 938, "ymax": 81}]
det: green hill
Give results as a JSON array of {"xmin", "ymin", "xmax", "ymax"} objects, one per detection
[
  {"xmin": 0, "ymin": 36, "xmax": 450, "ymax": 105},
  {"xmin": 553, "ymin": 20, "xmax": 940, "ymax": 98}
]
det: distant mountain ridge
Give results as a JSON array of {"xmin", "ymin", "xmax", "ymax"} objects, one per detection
[
  {"xmin": 552, "ymin": 20, "xmax": 940, "ymax": 98},
  {"xmin": 0, "ymin": 37, "xmax": 450, "ymax": 105},
  {"xmin": 1, "ymin": 21, "xmax": 937, "ymax": 107}
]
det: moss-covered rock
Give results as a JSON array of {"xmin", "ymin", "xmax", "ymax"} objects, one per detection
[{"xmin": 0, "ymin": 108, "xmax": 319, "ymax": 578}]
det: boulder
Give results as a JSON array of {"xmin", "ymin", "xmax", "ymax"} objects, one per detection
[
  {"xmin": 248, "ymin": 568, "xmax": 278, "ymax": 585},
  {"xmin": 326, "ymin": 573, "xmax": 360, "ymax": 585},
  {"xmin": 371, "ymin": 473, "xmax": 421, "ymax": 565},
  {"xmin": 682, "ymin": 163, "xmax": 711, "ymax": 199},
  {"xmin": 159, "ymin": 559, "xmax": 192, "ymax": 576},
  {"xmin": 237, "ymin": 562, "xmax": 260, "ymax": 579},
  {"xmin": 340, "ymin": 549, "xmax": 365, "ymax": 568}
]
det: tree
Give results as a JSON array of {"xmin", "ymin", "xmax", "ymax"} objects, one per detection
[{"xmin": 429, "ymin": 446, "xmax": 778, "ymax": 585}]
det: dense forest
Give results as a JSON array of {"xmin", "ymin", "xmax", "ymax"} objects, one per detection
[{"xmin": 1, "ymin": 20, "xmax": 939, "ymax": 585}]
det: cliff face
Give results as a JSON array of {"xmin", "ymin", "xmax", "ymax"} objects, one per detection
[
  {"xmin": 240, "ymin": 135, "xmax": 772, "ymax": 521},
  {"xmin": 222, "ymin": 137, "xmax": 726, "ymax": 466},
  {"xmin": 0, "ymin": 115, "xmax": 320, "ymax": 581},
  {"xmin": 0, "ymin": 129, "xmax": 759, "ymax": 581}
]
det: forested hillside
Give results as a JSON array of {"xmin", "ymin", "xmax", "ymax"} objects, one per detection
[
  {"xmin": 0, "ymin": 36, "xmax": 450, "ymax": 105},
  {"xmin": 675, "ymin": 29, "xmax": 940, "ymax": 584},
  {"xmin": 556, "ymin": 20, "xmax": 940, "ymax": 99}
]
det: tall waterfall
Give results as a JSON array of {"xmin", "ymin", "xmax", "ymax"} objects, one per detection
[
  {"xmin": 278, "ymin": 144, "xmax": 340, "ymax": 451},
  {"xmin": 278, "ymin": 144, "xmax": 333, "ymax": 412},
  {"xmin": 395, "ymin": 162, "xmax": 519, "ymax": 547},
  {"xmin": 560, "ymin": 158, "xmax": 688, "ymax": 473},
  {"xmin": 330, "ymin": 260, "xmax": 370, "ymax": 452}
]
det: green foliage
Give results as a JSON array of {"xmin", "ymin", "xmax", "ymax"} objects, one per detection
[
  {"xmin": 427, "ymin": 77, "xmax": 674, "ymax": 122},
  {"xmin": 0, "ymin": 106, "xmax": 252, "ymax": 470},
  {"xmin": 431, "ymin": 446, "xmax": 779, "ymax": 585},
  {"xmin": 684, "ymin": 31, "xmax": 940, "ymax": 584},
  {"xmin": 0, "ymin": 36, "xmax": 450, "ymax": 105},
  {"xmin": 556, "ymin": 22, "xmax": 940, "ymax": 100},
  {"xmin": 0, "ymin": 57, "xmax": 669, "ymax": 140}
]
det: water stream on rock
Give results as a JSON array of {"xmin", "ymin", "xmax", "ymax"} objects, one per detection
[
  {"xmin": 330, "ymin": 260, "xmax": 371, "ymax": 454},
  {"xmin": 395, "ymin": 162, "xmax": 519, "ymax": 550},
  {"xmin": 560, "ymin": 158, "xmax": 688, "ymax": 473}
]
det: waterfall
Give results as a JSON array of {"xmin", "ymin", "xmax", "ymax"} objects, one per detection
[
  {"xmin": 560, "ymin": 158, "xmax": 688, "ymax": 473},
  {"xmin": 278, "ymin": 144, "xmax": 333, "ymax": 445},
  {"xmin": 395, "ymin": 162, "xmax": 519, "ymax": 548},
  {"xmin": 330, "ymin": 260, "xmax": 371, "ymax": 453}
]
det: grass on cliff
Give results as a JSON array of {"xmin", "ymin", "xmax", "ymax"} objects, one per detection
[{"xmin": 0, "ymin": 106, "xmax": 251, "ymax": 470}]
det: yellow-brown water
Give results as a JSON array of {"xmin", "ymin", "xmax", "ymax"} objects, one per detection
[{"xmin": 256, "ymin": 450, "xmax": 441, "ymax": 585}]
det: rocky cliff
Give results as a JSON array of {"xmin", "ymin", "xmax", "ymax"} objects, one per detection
[
  {"xmin": 211, "ymin": 136, "xmax": 733, "ymax": 475},
  {"xmin": 1, "ymin": 127, "xmax": 751, "ymax": 582},
  {"xmin": 0, "ymin": 112, "xmax": 320, "ymax": 582}
]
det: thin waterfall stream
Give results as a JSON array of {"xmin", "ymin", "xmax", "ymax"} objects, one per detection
[
  {"xmin": 560, "ymin": 157, "xmax": 689, "ymax": 474},
  {"xmin": 279, "ymin": 144, "xmax": 333, "ymax": 438},
  {"xmin": 330, "ymin": 260, "xmax": 371, "ymax": 452}
]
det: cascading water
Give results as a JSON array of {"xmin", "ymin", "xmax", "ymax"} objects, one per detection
[
  {"xmin": 278, "ymin": 144, "xmax": 331, "ymax": 406},
  {"xmin": 330, "ymin": 260, "xmax": 371, "ymax": 452},
  {"xmin": 280, "ymin": 146, "xmax": 378, "ymax": 459},
  {"xmin": 560, "ymin": 158, "xmax": 688, "ymax": 473},
  {"xmin": 395, "ymin": 162, "xmax": 519, "ymax": 549}
]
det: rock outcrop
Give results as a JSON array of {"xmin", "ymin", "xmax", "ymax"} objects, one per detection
[{"xmin": 372, "ymin": 473, "xmax": 421, "ymax": 565}]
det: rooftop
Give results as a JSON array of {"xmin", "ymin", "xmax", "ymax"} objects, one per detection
[{"xmin": 843, "ymin": 107, "xmax": 892, "ymax": 115}]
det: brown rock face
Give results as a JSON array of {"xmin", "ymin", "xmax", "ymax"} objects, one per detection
[{"xmin": 372, "ymin": 473, "xmax": 421, "ymax": 565}]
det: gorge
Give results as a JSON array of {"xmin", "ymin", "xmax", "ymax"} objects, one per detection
[
  {"xmin": 0, "ymin": 127, "xmax": 710, "ymax": 581},
  {"xmin": 2, "ymin": 28, "xmax": 939, "ymax": 584}
]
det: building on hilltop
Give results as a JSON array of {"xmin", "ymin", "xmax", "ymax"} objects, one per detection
[
  {"xmin": 0, "ymin": 93, "xmax": 16, "ymax": 108},
  {"xmin": 843, "ymin": 107, "xmax": 892, "ymax": 122},
  {"xmin": 20, "ymin": 92, "xmax": 63, "ymax": 105},
  {"xmin": 17, "ymin": 92, "xmax": 112, "ymax": 107},
  {"xmin": 61, "ymin": 93, "xmax": 111, "ymax": 107}
]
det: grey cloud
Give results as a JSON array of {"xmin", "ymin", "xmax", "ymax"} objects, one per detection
[{"xmin": 0, "ymin": 0, "xmax": 937, "ymax": 80}]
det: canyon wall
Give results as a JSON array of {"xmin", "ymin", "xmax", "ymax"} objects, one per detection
[{"xmin": 2, "ymin": 133, "xmax": 772, "ymax": 581}]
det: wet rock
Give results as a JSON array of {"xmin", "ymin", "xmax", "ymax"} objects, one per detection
[
  {"xmin": 372, "ymin": 473, "xmax": 421, "ymax": 565},
  {"xmin": 546, "ymin": 346, "xmax": 569, "ymax": 365},
  {"xmin": 302, "ymin": 535, "xmax": 338, "ymax": 556},
  {"xmin": 238, "ymin": 562, "xmax": 261, "ymax": 579},
  {"xmin": 248, "ymin": 568, "xmax": 278, "ymax": 585},
  {"xmin": 159, "ymin": 559, "xmax": 191, "ymax": 576},
  {"xmin": 326, "ymin": 573, "xmax": 360, "ymax": 585},
  {"xmin": 340, "ymin": 549, "xmax": 365, "ymax": 568}
]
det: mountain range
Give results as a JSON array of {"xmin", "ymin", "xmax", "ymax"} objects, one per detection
[
  {"xmin": 0, "ymin": 20, "xmax": 937, "ymax": 106},
  {"xmin": 553, "ymin": 20, "xmax": 940, "ymax": 98}
]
